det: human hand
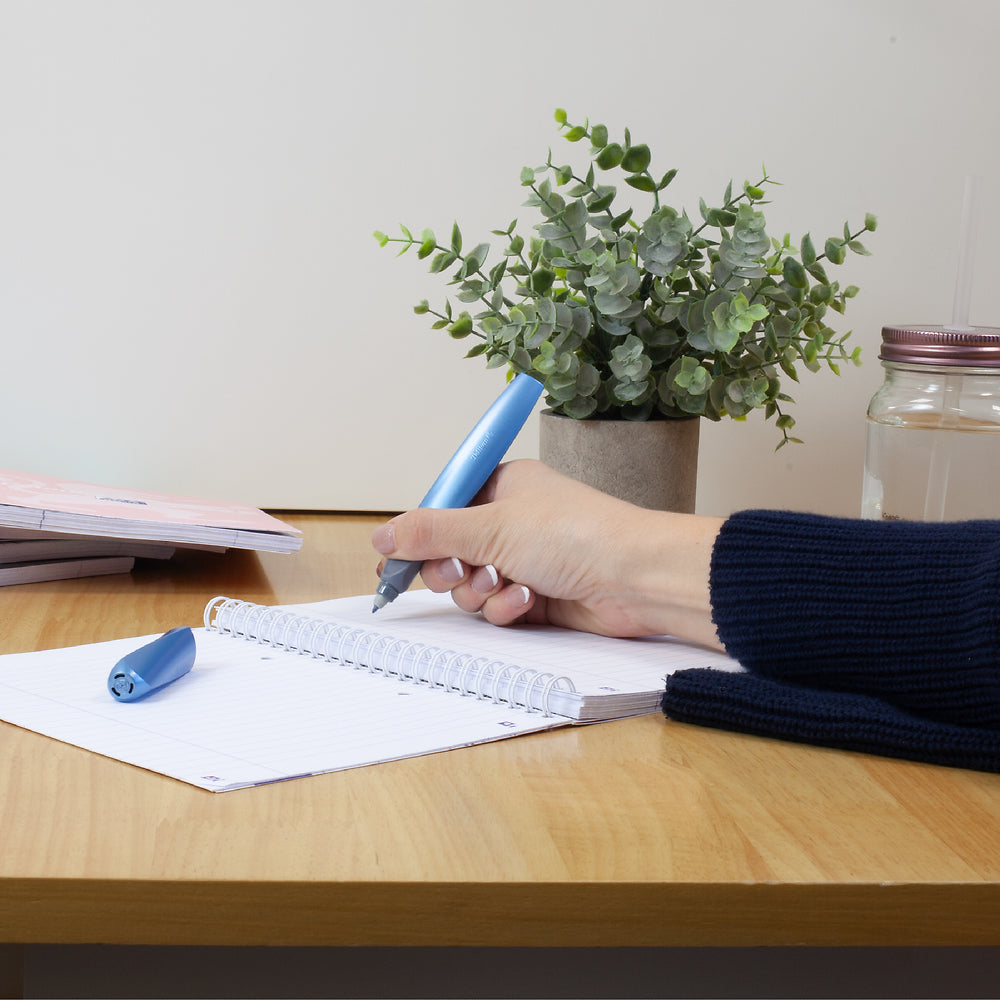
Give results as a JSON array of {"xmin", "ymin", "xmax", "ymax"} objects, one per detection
[{"xmin": 371, "ymin": 460, "xmax": 723, "ymax": 646}]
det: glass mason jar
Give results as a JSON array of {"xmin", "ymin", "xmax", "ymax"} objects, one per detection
[{"xmin": 862, "ymin": 325, "xmax": 1000, "ymax": 521}]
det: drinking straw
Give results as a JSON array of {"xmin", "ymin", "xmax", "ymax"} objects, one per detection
[
  {"xmin": 951, "ymin": 175, "xmax": 979, "ymax": 331},
  {"xmin": 923, "ymin": 175, "xmax": 979, "ymax": 520}
]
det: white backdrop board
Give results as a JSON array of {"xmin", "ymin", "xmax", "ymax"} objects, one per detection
[{"xmin": 2, "ymin": 0, "xmax": 998, "ymax": 516}]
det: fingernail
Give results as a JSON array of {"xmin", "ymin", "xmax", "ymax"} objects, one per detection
[
  {"xmin": 439, "ymin": 557, "xmax": 465, "ymax": 584},
  {"xmin": 471, "ymin": 563, "xmax": 500, "ymax": 594},
  {"xmin": 507, "ymin": 585, "xmax": 531, "ymax": 609},
  {"xmin": 371, "ymin": 523, "xmax": 396, "ymax": 555}
]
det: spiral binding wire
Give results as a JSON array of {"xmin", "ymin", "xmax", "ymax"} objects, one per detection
[{"xmin": 203, "ymin": 596, "xmax": 576, "ymax": 716}]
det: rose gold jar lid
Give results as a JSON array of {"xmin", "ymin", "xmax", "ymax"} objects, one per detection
[{"xmin": 880, "ymin": 325, "xmax": 1000, "ymax": 367}]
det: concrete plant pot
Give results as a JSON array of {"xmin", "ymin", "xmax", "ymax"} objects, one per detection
[{"xmin": 539, "ymin": 410, "xmax": 700, "ymax": 512}]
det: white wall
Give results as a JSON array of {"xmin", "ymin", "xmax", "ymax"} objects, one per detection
[{"xmin": 1, "ymin": 0, "xmax": 997, "ymax": 516}]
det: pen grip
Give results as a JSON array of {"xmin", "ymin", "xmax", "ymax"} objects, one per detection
[{"xmin": 375, "ymin": 558, "xmax": 423, "ymax": 603}]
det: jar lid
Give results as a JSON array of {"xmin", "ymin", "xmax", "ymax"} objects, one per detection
[{"xmin": 880, "ymin": 325, "xmax": 1000, "ymax": 366}]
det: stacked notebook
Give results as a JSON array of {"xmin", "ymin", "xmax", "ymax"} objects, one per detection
[{"xmin": 0, "ymin": 467, "xmax": 301, "ymax": 585}]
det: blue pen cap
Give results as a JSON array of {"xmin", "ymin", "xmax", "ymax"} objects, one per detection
[{"xmin": 108, "ymin": 626, "xmax": 197, "ymax": 702}]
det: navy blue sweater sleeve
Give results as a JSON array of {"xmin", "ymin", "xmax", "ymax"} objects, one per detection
[{"xmin": 707, "ymin": 511, "xmax": 1000, "ymax": 730}]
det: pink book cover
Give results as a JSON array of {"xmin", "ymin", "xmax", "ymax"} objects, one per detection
[{"xmin": 0, "ymin": 468, "xmax": 300, "ymax": 536}]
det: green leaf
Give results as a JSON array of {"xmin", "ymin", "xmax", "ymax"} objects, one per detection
[
  {"xmin": 800, "ymin": 233, "xmax": 816, "ymax": 266},
  {"xmin": 465, "ymin": 242, "xmax": 490, "ymax": 272},
  {"xmin": 413, "ymin": 299, "xmax": 430, "ymax": 314},
  {"xmin": 658, "ymin": 169, "xmax": 677, "ymax": 190},
  {"xmin": 450, "ymin": 222, "xmax": 462, "ymax": 254},
  {"xmin": 587, "ymin": 189, "xmax": 616, "ymax": 213},
  {"xmin": 488, "ymin": 259, "xmax": 508, "ymax": 286},
  {"xmin": 531, "ymin": 268, "xmax": 556, "ymax": 294},
  {"xmin": 779, "ymin": 355, "xmax": 799, "ymax": 381},
  {"xmin": 455, "ymin": 280, "xmax": 484, "ymax": 302},
  {"xmin": 625, "ymin": 174, "xmax": 657, "ymax": 193},
  {"xmin": 447, "ymin": 313, "xmax": 474, "ymax": 338},
  {"xmin": 848, "ymin": 240, "xmax": 871, "ymax": 256},
  {"xmin": 805, "ymin": 261, "xmax": 829, "ymax": 283},
  {"xmin": 782, "ymin": 257, "xmax": 809, "ymax": 289},
  {"xmin": 428, "ymin": 251, "xmax": 456, "ymax": 274},
  {"xmin": 520, "ymin": 166, "xmax": 535, "ymax": 186},
  {"xmin": 563, "ymin": 125, "xmax": 587, "ymax": 142},
  {"xmin": 417, "ymin": 237, "xmax": 436, "ymax": 260},
  {"xmin": 560, "ymin": 395, "xmax": 599, "ymax": 419},
  {"xmin": 865, "ymin": 212, "xmax": 878, "ymax": 232},
  {"xmin": 595, "ymin": 143, "xmax": 624, "ymax": 169},
  {"xmin": 536, "ymin": 297, "xmax": 557, "ymax": 325},
  {"xmin": 554, "ymin": 108, "xmax": 567, "ymax": 124},
  {"xmin": 621, "ymin": 144, "xmax": 651, "ymax": 173},
  {"xmin": 373, "ymin": 230, "xmax": 389, "ymax": 247},
  {"xmin": 590, "ymin": 124, "xmax": 608, "ymax": 149},
  {"xmin": 824, "ymin": 238, "xmax": 847, "ymax": 265},
  {"xmin": 608, "ymin": 207, "xmax": 633, "ymax": 230}
]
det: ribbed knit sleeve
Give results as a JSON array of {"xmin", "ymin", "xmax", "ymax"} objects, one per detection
[{"xmin": 709, "ymin": 511, "xmax": 1000, "ymax": 730}]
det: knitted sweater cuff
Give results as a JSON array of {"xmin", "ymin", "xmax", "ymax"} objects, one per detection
[
  {"xmin": 662, "ymin": 668, "xmax": 1000, "ymax": 773},
  {"xmin": 709, "ymin": 510, "xmax": 1000, "ymax": 730}
]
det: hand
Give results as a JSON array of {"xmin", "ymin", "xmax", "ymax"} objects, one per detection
[{"xmin": 371, "ymin": 460, "xmax": 724, "ymax": 647}]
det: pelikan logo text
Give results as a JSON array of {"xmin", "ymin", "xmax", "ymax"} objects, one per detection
[{"xmin": 471, "ymin": 431, "xmax": 493, "ymax": 460}]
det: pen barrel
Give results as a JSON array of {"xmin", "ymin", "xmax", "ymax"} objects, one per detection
[{"xmin": 418, "ymin": 373, "xmax": 543, "ymax": 510}]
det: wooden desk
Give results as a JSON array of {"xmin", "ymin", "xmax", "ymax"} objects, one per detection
[{"xmin": 2, "ymin": 513, "xmax": 1000, "ymax": 958}]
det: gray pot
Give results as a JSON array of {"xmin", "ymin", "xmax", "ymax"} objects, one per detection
[{"xmin": 539, "ymin": 410, "xmax": 700, "ymax": 512}]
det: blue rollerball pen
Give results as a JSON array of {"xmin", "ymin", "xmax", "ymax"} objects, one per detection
[{"xmin": 372, "ymin": 372, "xmax": 544, "ymax": 612}]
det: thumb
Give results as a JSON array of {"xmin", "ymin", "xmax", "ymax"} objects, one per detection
[{"xmin": 371, "ymin": 506, "xmax": 495, "ymax": 565}]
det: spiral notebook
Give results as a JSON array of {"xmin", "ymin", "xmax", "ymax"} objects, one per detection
[{"xmin": 0, "ymin": 590, "xmax": 741, "ymax": 791}]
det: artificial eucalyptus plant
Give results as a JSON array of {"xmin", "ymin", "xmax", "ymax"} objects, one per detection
[{"xmin": 375, "ymin": 109, "xmax": 877, "ymax": 446}]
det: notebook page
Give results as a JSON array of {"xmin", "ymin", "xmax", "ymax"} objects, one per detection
[
  {"xmin": 262, "ymin": 590, "xmax": 744, "ymax": 719},
  {"xmin": 0, "ymin": 628, "xmax": 570, "ymax": 792}
]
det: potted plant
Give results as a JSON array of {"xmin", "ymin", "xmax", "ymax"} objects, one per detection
[{"xmin": 375, "ymin": 109, "xmax": 877, "ymax": 510}]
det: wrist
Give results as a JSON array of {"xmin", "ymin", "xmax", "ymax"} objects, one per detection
[{"xmin": 628, "ymin": 510, "xmax": 724, "ymax": 648}]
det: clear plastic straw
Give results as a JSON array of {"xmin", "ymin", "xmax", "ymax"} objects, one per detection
[
  {"xmin": 923, "ymin": 175, "xmax": 979, "ymax": 520},
  {"xmin": 951, "ymin": 175, "xmax": 980, "ymax": 331}
]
